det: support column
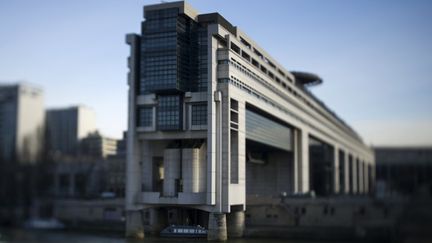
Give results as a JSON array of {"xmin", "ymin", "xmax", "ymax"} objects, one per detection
[
  {"xmin": 294, "ymin": 129, "xmax": 310, "ymax": 193},
  {"xmin": 344, "ymin": 152, "xmax": 350, "ymax": 194},
  {"xmin": 208, "ymin": 212, "xmax": 227, "ymax": 241},
  {"xmin": 227, "ymin": 210, "xmax": 245, "ymax": 238},
  {"xmin": 333, "ymin": 145, "xmax": 340, "ymax": 194},
  {"xmin": 125, "ymin": 34, "xmax": 144, "ymax": 239},
  {"xmin": 358, "ymin": 160, "xmax": 364, "ymax": 194},
  {"xmin": 364, "ymin": 162, "xmax": 369, "ymax": 194},
  {"xmin": 126, "ymin": 210, "xmax": 145, "ymax": 239},
  {"xmin": 371, "ymin": 163, "xmax": 376, "ymax": 195},
  {"xmin": 148, "ymin": 208, "xmax": 166, "ymax": 235},
  {"xmin": 352, "ymin": 157, "xmax": 358, "ymax": 194}
]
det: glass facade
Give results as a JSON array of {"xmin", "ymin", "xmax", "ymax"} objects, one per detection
[
  {"xmin": 191, "ymin": 104, "xmax": 207, "ymax": 126},
  {"xmin": 197, "ymin": 26, "xmax": 208, "ymax": 91},
  {"xmin": 138, "ymin": 7, "xmax": 210, "ymax": 131},
  {"xmin": 140, "ymin": 8, "xmax": 208, "ymax": 94},
  {"xmin": 137, "ymin": 106, "xmax": 153, "ymax": 127},
  {"xmin": 141, "ymin": 8, "xmax": 179, "ymax": 93},
  {"xmin": 245, "ymin": 109, "xmax": 292, "ymax": 151},
  {"xmin": 157, "ymin": 95, "xmax": 182, "ymax": 130}
]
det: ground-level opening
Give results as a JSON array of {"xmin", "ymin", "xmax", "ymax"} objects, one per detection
[{"xmin": 309, "ymin": 136, "xmax": 334, "ymax": 197}]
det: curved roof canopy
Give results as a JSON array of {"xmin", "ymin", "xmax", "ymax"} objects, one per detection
[{"xmin": 291, "ymin": 71, "xmax": 323, "ymax": 87}]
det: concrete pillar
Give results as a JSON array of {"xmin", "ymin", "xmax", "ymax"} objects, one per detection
[
  {"xmin": 182, "ymin": 146, "xmax": 207, "ymax": 193},
  {"xmin": 344, "ymin": 152, "xmax": 350, "ymax": 194},
  {"xmin": 364, "ymin": 162, "xmax": 369, "ymax": 194},
  {"xmin": 148, "ymin": 208, "xmax": 166, "ymax": 235},
  {"xmin": 227, "ymin": 211, "xmax": 245, "ymax": 238},
  {"xmin": 182, "ymin": 148, "xmax": 199, "ymax": 193},
  {"xmin": 163, "ymin": 149, "xmax": 181, "ymax": 197},
  {"xmin": 352, "ymin": 157, "xmax": 358, "ymax": 194},
  {"xmin": 125, "ymin": 210, "xmax": 145, "ymax": 239},
  {"xmin": 294, "ymin": 129, "xmax": 309, "ymax": 193},
  {"xmin": 358, "ymin": 160, "xmax": 364, "ymax": 194},
  {"xmin": 125, "ymin": 34, "xmax": 144, "ymax": 239},
  {"xmin": 208, "ymin": 212, "xmax": 227, "ymax": 241},
  {"xmin": 333, "ymin": 145, "xmax": 340, "ymax": 194},
  {"xmin": 371, "ymin": 164, "xmax": 376, "ymax": 194}
]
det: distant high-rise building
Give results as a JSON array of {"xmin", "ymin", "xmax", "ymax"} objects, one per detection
[
  {"xmin": 80, "ymin": 131, "xmax": 119, "ymax": 159},
  {"xmin": 46, "ymin": 106, "xmax": 97, "ymax": 156},
  {"xmin": 0, "ymin": 83, "xmax": 44, "ymax": 164}
]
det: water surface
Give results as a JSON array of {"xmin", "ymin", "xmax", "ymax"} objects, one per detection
[{"xmin": 0, "ymin": 228, "xmax": 344, "ymax": 243}]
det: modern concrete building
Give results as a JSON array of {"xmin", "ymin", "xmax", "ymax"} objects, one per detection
[
  {"xmin": 46, "ymin": 106, "xmax": 97, "ymax": 156},
  {"xmin": 375, "ymin": 147, "xmax": 432, "ymax": 197},
  {"xmin": 0, "ymin": 83, "xmax": 44, "ymax": 164},
  {"xmin": 80, "ymin": 131, "xmax": 119, "ymax": 159},
  {"xmin": 125, "ymin": 2, "xmax": 375, "ymax": 240}
]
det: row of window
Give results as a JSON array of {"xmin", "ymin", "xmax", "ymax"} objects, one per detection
[
  {"xmin": 145, "ymin": 8, "xmax": 179, "ymax": 20},
  {"xmin": 218, "ymin": 76, "xmax": 309, "ymax": 134},
  {"xmin": 144, "ymin": 17, "xmax": 177, "ymax": 31},
  {"xmin": 229, "ymin": 41, "xmax": 359, "ymax": 140},
  {"xmin": 142, "ymin": 38, "xmax": 177, "ymax": 50},
  {"xmin": 142, "ymin": 64, "xmax": 176, "ymax": 71},
  {"xmin": 143, "ymin": 69, "xmax": 177, "ymax": 76},
  {"xmin": 137, "ymin": 102, "xmax": 207, "ymax": 129},
  {"xmin": 143, "ymin": 31, "xmax": 177, "ymax": 39},
  {"xmin": 224, "ymin": 57, "xmax": 359, "ymax": 143},
  {"xmin": 232, "ymin": 39, "xmax": 291, "ymax": 84}
]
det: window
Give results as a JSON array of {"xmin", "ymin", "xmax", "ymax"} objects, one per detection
[
  {"xmin": 240, "ymin": 37, "xmax": 251, "ymax": 49},
  {"xmin": 241, "ymin": 51, "xmax": 250, "ymax": 61},
  {"xmin": 230, "ymin": 43, "xmax": 240, "ymax": 54},
  {"xmin": 191, "ymin": 104, "xmax": 207, "ymax": 126},
  {"xmin": 251, "ymin": 58, "xmax": 259, "ymax": 68},
  {"xmin": 157, "ymin": 95, "xmax": 182, "ymax": 130},
  {"xmin": 137, "ymin": 106, "xmax": 153, "ymax": 127}
]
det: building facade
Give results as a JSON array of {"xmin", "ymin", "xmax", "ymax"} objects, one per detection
[
  {"xmin": 0, "ymin": 83, "xmax": 44, "ymax": 164},
  {"xmin": 0, "ymin": 83, "xmax": 45, "ymax": 225},
  {"xmin": 46, "ymin": 106, "xmax": 97, "ymax": 156},
  {"xmin": 125, "ymin": 2, "xmax": 375, "ymax": 240}
]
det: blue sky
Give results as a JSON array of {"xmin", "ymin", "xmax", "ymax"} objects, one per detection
[{"xmin": 1, "ymin": 0, "xmax": 431, "ymax": 145}]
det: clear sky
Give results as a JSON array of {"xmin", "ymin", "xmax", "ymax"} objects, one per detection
[{"xmin": 1, "ymin": 0, "xmax": 431, "ymax": 146}]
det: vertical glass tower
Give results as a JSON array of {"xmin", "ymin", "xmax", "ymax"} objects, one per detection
[{"xmin": 139, "ymin": 7, "xmax": 207, "ymax": 130}]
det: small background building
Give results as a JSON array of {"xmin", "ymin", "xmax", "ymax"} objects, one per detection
[
  {"xmin": 80, "ymin": 131, "xmax": 119, "ymax": 159},
  {"xmin": 46, "ymin": 106, "xmax": 97, "ymax": 157},
  {"xmin": 375, "ymin": 147, "xmax": 432, "ymax": 197}
]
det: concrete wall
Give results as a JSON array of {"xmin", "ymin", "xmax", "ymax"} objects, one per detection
[{"xmin": 246, "ymin": 152, "xmax": 294, "ymax": 196}]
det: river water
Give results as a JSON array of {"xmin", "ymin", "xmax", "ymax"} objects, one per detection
[{"xmin": 0, "ymin": 228, "xmax": 343, "ymax": 243}]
